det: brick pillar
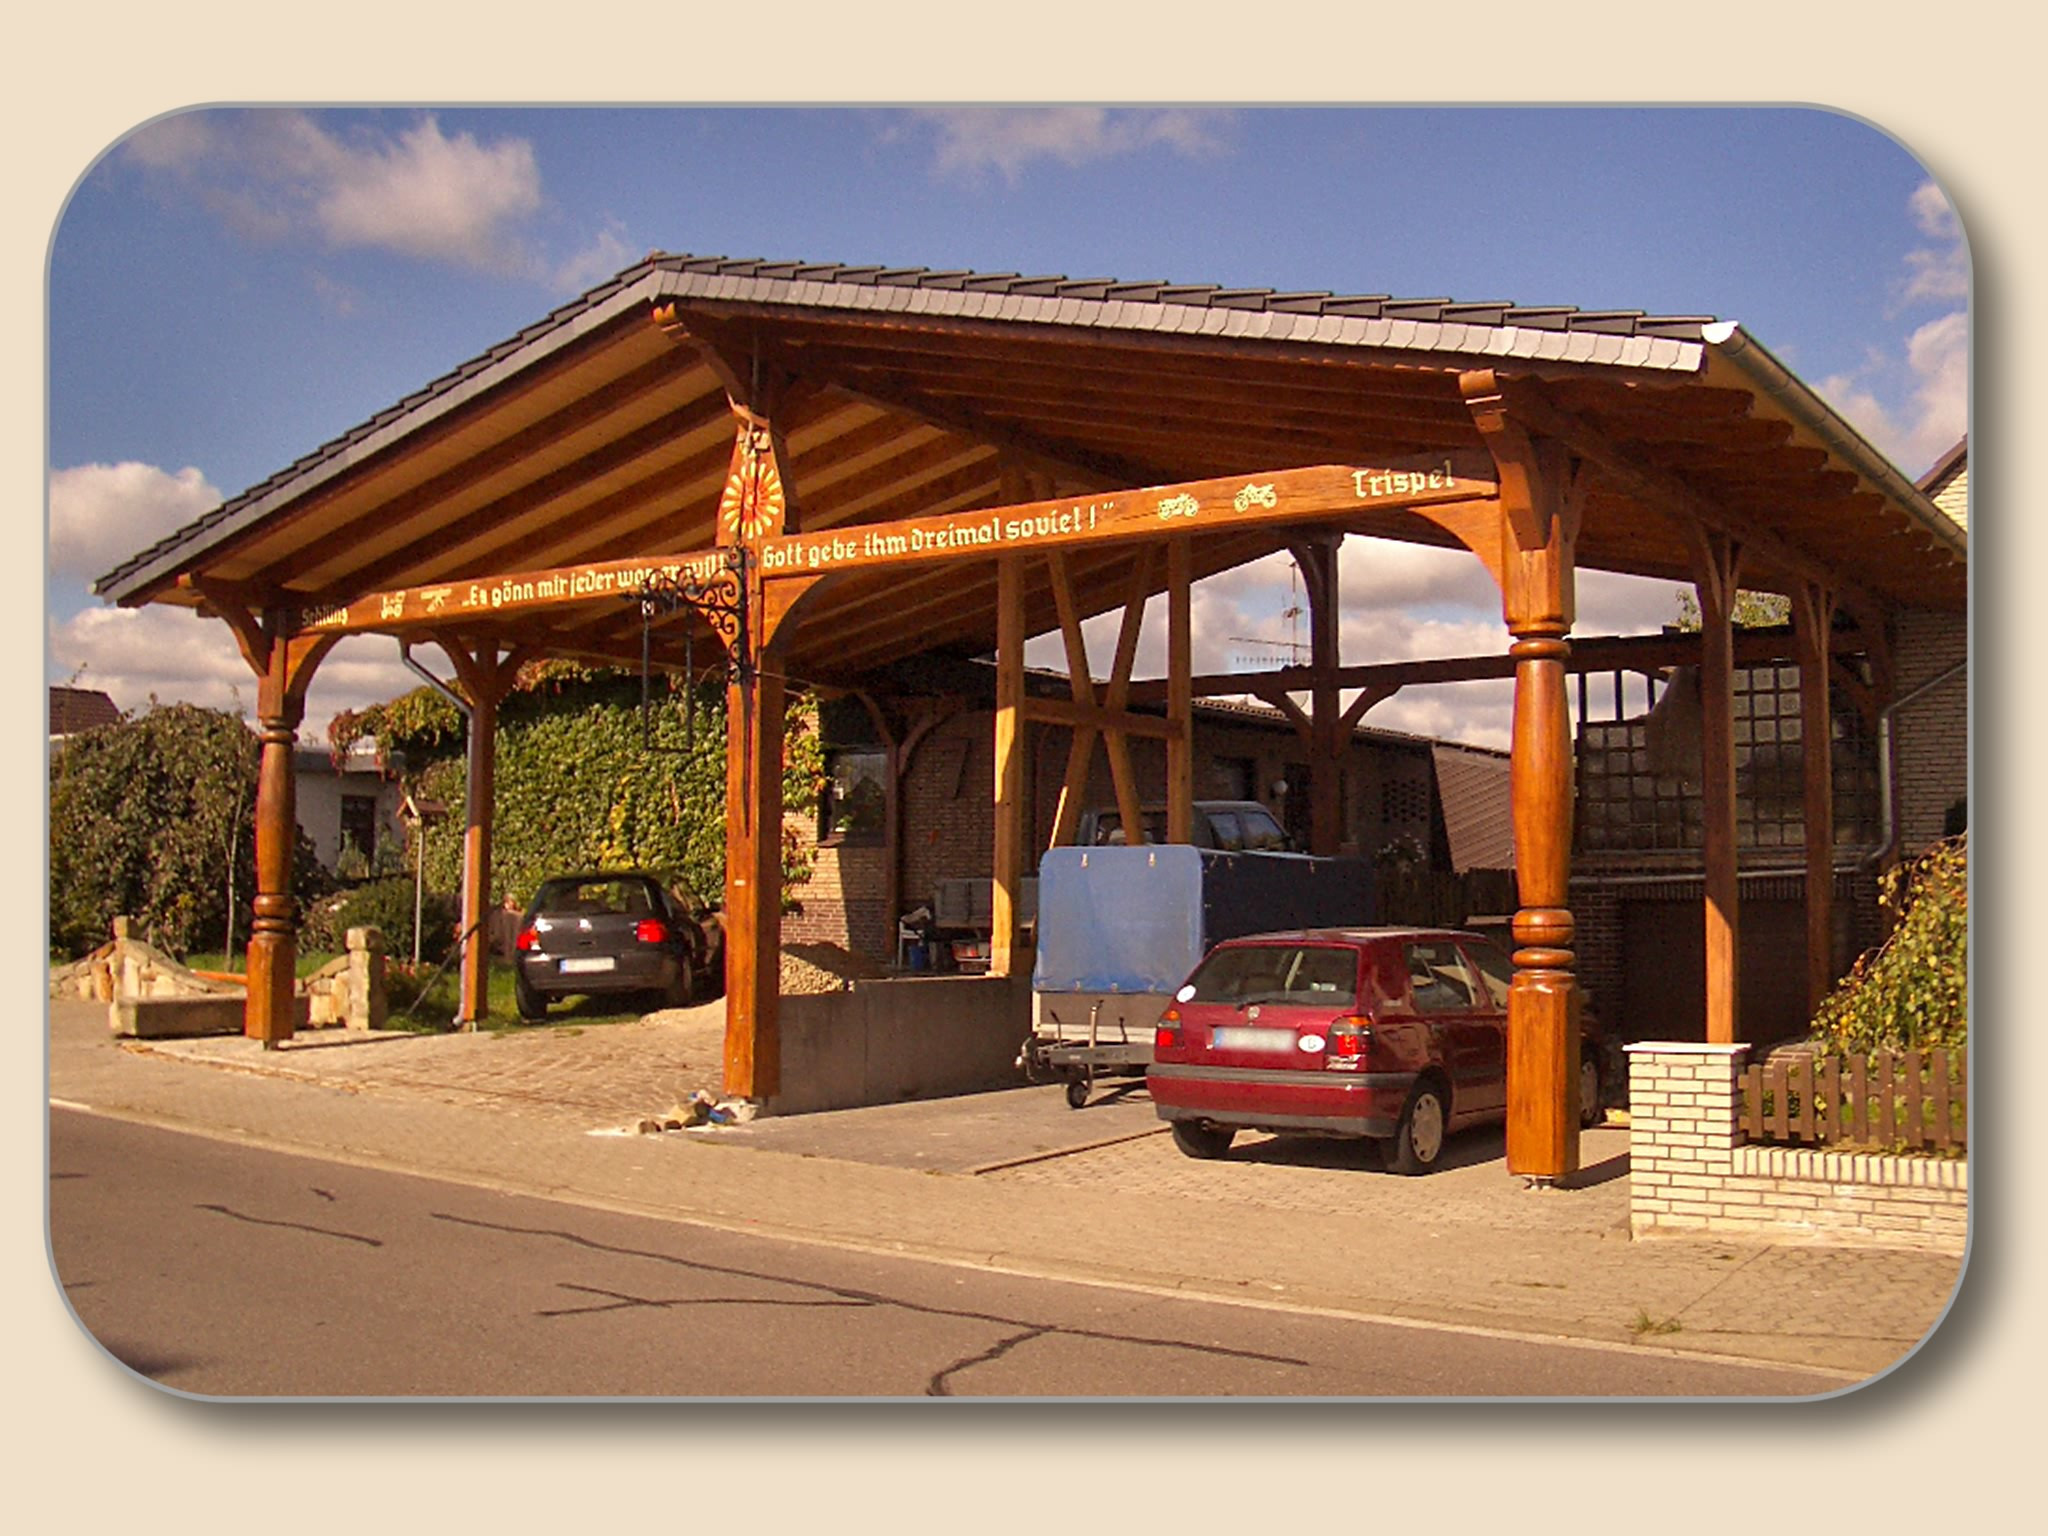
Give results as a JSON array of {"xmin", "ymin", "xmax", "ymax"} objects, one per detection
[{"xmin": 1625, "ymin": 1041, "xmax": 1748, "ymax": 1238}]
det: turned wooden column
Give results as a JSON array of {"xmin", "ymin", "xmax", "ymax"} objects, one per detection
[
  {"xmin": 1460, "ymin": 371, "xmax": 1583, "ymax": 1181},
  {"xmin": 247, "ymin": 689, "xmax": 305, "ymax": 1048},
  {"xmin": 225, "ymin": 613, "xmax": 336, "ymax": 1048}
]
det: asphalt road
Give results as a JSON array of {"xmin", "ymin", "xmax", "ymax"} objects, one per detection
[{"xmin": 47, "ymin": 1108, "xmax": 1850, "ymax": 1399}]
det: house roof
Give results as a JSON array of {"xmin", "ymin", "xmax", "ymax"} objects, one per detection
[
  {"xmin": 48, "ymin": 685, "xmax": 121, "ymax": 736},
  {"xmin": 1432, "ymin": 742, "xmax": 1516, "ymax": 872},
  {"xmin": 94, "ymin": 251, "xmax": 1967, "ymax": 689}
]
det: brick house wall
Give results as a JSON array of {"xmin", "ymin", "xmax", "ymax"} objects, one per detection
[
  {"xmin": 1890, "ymin": 605, "xmax": 1967, "ymax": 858},
  {"xmin": 786, "ymin": 694, "xmax": 1464, "ymax": 963}
]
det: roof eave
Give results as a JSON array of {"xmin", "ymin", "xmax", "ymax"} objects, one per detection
[
  {"xmin": 92, "ymin": 261, "xmax": 676, "ymax": 608},
  {"xmin": 1700, "ymin": 322, "xmax": 1967, "ymax": 564}
]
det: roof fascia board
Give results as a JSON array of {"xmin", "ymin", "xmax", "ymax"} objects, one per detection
[
  {"xmin": 1701, "ymin": 322, "xmax": 1967, "ymax": 562},
  {"xmin": 647, "ymin": 268, "xmax": 1707, "ymax": 377},
  {"xmin": 97, "ymin": 266, "xmax": 674, "ymax": 606}
]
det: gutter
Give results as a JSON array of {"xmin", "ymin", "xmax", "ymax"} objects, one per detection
[{"xmin": 1701, "ymin": 322, "xmax": 1967, "ymax": 561}]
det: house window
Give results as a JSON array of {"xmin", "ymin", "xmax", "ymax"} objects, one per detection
[
  {"xmin": 820, "ymin": 749, "xmax": 886, "ymax": 841},
  {"xmin": 339, "ymin": 793, "xmax": 378, "ymax": 865}
]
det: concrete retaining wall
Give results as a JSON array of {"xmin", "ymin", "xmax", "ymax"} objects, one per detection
[
  {"xmin": 1626, "ymin": 1041, "xmax": 1967, "ymax": 1251},
  {"xmin": 772, "ymin": 974, "xmax": 1031, "ymax": 1115}
]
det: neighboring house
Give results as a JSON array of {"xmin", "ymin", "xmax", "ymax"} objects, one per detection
[
  {"xmin": 48, "ymin": 685, "xmax": 120, "ymax": 758},
  {"xmin": 785, "ymin": 664, "xmax": 1512, "ymax": 963},
  {"xmin": 1570, "ymin": 437, "xmax": 1966, "ymax": 1049},
  {"xmin": 294, "ymin": 736, "xmax": 406, "ymax": 875}
]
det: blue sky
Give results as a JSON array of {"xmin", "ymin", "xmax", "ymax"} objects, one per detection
[{"xmin": 44, "ymin": 106, "xmax": 1966, "ymax": 745}]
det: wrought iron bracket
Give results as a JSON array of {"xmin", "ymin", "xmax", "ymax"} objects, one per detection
[{"xmin": 632, "ymin": 548, "xmax": 750, "ymax": 750}]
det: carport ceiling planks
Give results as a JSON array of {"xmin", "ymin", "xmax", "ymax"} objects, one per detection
[{"xmin": 96, "ymin": 252, "xmax": 1966, "ymax": 686}]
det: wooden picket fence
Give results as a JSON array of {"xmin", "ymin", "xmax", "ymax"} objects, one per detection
[{"xmin": 1739, "ymin": 1049, "xmax": 1967, "ymax": 1153}]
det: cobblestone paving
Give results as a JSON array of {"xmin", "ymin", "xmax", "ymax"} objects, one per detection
[
  {"xmin": 52, "ymin": 1000, "xmax": 1964, "ymax": 1382},
  {"xmin": 125, "ymin": 1008, "xmax": 728, "ymax": 1130}
]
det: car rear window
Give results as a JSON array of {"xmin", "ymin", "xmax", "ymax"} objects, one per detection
[
  {"xmin": 534, "ymin": 879, "xmax": 657, "ymax": 917},
  {"xmin": 1185, "ymin": 944, "xmax": 1358, "ymax": 1008}
]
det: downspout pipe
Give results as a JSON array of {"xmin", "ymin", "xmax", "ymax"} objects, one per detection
[
  {"xmin": 1701, "ymin": 322, "xmax": 1968, "ymax": 562},
  {"xmin": 1866, "ymin": 656, "xmax": 1969, "ymax": 871}
]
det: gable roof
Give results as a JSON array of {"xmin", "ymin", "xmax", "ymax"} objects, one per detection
[{"xmin": 93, "ymin": 250, "xmax": 1967, "ymax": 689}]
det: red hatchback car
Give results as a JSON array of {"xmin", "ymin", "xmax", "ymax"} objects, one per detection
[{"xmin": 1147, "ymin": 928, "xmax": 1602, "ymax": 1174}]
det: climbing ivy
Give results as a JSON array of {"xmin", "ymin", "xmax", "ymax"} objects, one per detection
[
  {"xmin": 336, "ymin": 669, "xmax": 823, "ymax": 912},
  {"xmin": 1811, "ymin": 834, "xmax": 1968, "ymax": 1053}
]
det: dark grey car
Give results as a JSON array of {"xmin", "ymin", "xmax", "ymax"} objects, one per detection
[{"xmin": 512, "ymin": 872, "xmax": 715, "ymax": 1021}]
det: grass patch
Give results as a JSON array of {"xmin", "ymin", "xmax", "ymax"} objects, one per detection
[
  {"xmin": 383, "ymin": 958, "xmax": 646, "ymax": 1034},
  {"xmin": 186, "ymin": 950, "xmax": 338, "ymax": 979},
  {"xmin": 1629, "ymin": 1309, "xmax": 1684, "ymax": 1338}
]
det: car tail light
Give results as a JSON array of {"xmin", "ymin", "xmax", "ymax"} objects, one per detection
[
  {"xmin": 514, "ymin": 927, "xmax": 539, "ymax": 952},
  {"xmin": 635, "ymin": 919, "xmax": 670, "ymax": 945},
  {"xmin": 1324, "ymin": 1015, "xmax": 1371, "ymax": 1072},
  {"xmin": 1154, "ymin": 1007, "xmax": 1182, "ymax": 1051}
]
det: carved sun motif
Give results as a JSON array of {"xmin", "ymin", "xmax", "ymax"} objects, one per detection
[{"xmin": 719, "ymin": 436, "xmax": 785, "ymax": 540}]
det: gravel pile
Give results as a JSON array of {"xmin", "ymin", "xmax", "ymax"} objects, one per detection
[{"xmin": 780, "ymin": 942, "xmax": 890, "ymax": 995}]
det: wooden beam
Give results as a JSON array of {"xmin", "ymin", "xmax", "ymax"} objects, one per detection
[
  {"xmin": 1688, "ymin": 524, "xmax": 1744, "ymax": 1046},
  {"xmin": 1126, "ymin": 625, "xmax": 1865, "ymax": 705},
  {"xmin": 754, "ymin": 457, "xmax": 1496, "ymax": 582},
  {"xmin": 1166, "ymin": 537, "xmax": 1193, "ymax": 845},
  {"xmin": 1794, "ymin": 579, "xmax": 1838, "ymax": 1018},
  {"xmin": 1487, "ymin": 376, "xmax": 1890, "ymax": 616},
  {"xmin": 991, "ymin": 550, "xmax": 1027, "ymax": 978}
]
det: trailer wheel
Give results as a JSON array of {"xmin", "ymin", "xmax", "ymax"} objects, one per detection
[{"xmin": 1065, "ymin": 1079, "xmax": 1091, "ymax": 1110}]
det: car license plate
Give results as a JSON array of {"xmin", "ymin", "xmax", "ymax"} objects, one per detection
[
  {"xmin": 1211, "ymin": 1026, "xmax": 1293, "ymax": 1052},
  {"xmin": 559, "ymin": 957, "xmax": 616, "ymax": 975}
]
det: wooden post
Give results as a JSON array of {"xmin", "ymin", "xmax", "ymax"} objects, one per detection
[
  {"xmin": 1689, "ymin": 528, "xmax": 1743, "ymax": 1044},
  {"xmin": 723, "ymin": 621, "xmax": 786, "ymax": 1098},
  {"xmin": 1461, "ymin": 372, "xmax": 1582, "ymax": 1181},
  {"xmin": 1794, "ymin": 578, "xmax": 1837, "ymax": 1017},
  {"xmin": 437, "ymin": 638, "xmax": 526, "ymax": 1028},
  {"xmin": 1166, "ymin": 536, "xmax": 1194, "ymax": 845},
  {"xmin": 991, "ymin": 553, "xmax": 1027, "ymax": 978},
  {"xmin": 248, "ymin": 684, "xmax": 304, "ymax": 1048},
  {"xmin": 1296, "ymin": 537, "xmax": 1346, "ymax": 856},
  {"xmin": 239, "ymin": 621, "xmax": 336, "ymax": 1048}
]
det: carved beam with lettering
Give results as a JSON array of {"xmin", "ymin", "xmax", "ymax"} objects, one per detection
[{"xmin": 754, "ymin": 456, "xmax": 1498, "ymax": 581}]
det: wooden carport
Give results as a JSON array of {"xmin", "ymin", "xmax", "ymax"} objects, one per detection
[{"xmin": 94, "ymin": 253, "xmax": 1966, "ymax": 1182}]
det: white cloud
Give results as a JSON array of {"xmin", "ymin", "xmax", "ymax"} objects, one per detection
[
  {"xmin": 1817, "ymin": 179, "xmax": 1968, "ymax": 478},
  {"xmin": 49, "ymin": 461, "xmax": 221, "ymax": 582},
  {"xmin": 50, "ymin": 604, "xmax": 419, "ymax": 736},
  {"xmin": 119, "ymin": 110, "xmax": 616, "ymax": 285},
  {"xmin": 912, "ymin": 108, "xmax": 1232, "ymax": 183}
]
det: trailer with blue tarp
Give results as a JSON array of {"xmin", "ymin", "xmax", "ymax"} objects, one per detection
[{"xmin": 1022, "ymin": 843, "xmax": 1374, "ymax": 1106}]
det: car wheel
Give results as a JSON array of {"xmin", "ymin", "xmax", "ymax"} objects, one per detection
[
  {"xmin": 1169, "ymin": 1121, "xmax": 1236, "ymax": 1160},
  {"xmin": 1065, "ymin": 1079, "xmax": 1091, "ymax": 1110},
  {"xmin": 1579, "ymin": 1052, "xmax": 1603, "ymax": 1128},
  {"xmin": 660, "ymin": 957, "xmax": 696, "ymax": 1010},
  {"xmin": 514, "ymin": 973, "xmax": 549, "ymax": 1023},
  {"xmin": 1389, "ymin": 1082, "xmax": 1447, "ymax": 1175}
]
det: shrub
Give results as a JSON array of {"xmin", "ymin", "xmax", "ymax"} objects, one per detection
[
  {"xmin": 304, "ymin": 877, "xmax": 459, "ymax": 965},
  {"xmin": 1811, "ymin": 834, "xmax": 1967, "ymax": 1054}
]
